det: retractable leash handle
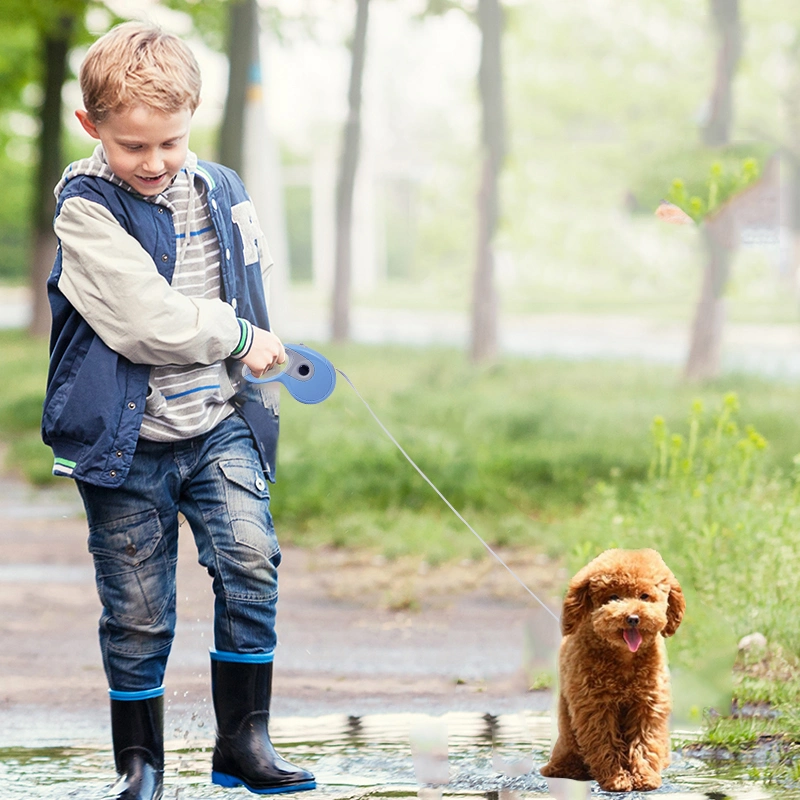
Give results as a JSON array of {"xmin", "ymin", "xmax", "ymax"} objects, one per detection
[{"xmin": 241, "ymin": 343, "xmax": 337, "ymax": 404}]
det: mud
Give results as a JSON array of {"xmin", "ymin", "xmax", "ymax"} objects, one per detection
[{"xmin": 0, "ymin": 477, "xmax": 559, "ymax": 749}]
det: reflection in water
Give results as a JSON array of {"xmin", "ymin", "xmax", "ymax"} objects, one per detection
[
  {"xmin": 346, "ymin": 714, "xmax": 364, "ymax": 744},
  {"xmin": 482, "ymin": 713, "xmax": 500, "ymax": 744},
  {"xmin": 0, "ymin": 712, "xmax": 785, "ymax": 799}
]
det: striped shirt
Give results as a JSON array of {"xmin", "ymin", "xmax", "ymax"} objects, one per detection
[{"xmin": 139, "ymin": 162, "xmax": 241, "ymax": 442}]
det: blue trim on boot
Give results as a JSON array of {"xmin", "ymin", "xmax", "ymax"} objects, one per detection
[
  {"xmin": 109, "ymin": 686, "xmax": 165, "ymax": 701},
  {"xmin": 212, "ymin": 770, "xmax": 316, "ymax": 794},
  {"xmin": 210, "ymin": 648, "xmax": 274, "ymax": 664}
]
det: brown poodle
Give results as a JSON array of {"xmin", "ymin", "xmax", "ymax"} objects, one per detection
[{"xmin": 540, "ymin": 548, "xmax": 685, "ymax": 792}]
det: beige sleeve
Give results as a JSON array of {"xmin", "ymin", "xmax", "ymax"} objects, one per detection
[{"xmin": 55, "ymin": 197, "xmax": 241, "ymax": 366}]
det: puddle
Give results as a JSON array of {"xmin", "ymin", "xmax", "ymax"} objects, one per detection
[{"xmin": 0, "ymin": 712, "xmax": 796, "ymax": 799}]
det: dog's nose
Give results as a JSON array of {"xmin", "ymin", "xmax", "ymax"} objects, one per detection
[{"xmin": 626, "ymin": 615, "xmax": 640, "ymax": 627}]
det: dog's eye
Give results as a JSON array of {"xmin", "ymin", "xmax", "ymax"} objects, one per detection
[
  {"xmin": 609, "ymin": 594, "xmax": 620, "ymax": 602},
  {"xmin": 640, "ymin": 593, "xmax": 650, "ymax": 600}
]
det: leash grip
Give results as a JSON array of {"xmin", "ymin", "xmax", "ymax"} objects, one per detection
[{"xmin": 242, "ymin": 344, "xmax": 336, "ymax": 404}]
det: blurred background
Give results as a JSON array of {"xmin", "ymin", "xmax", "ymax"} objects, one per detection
[
  {"xmin": 3, "ymin": 0, "xmax": 800, "ymax": 740},
  {"xmin": 2, "ymin": 0, "xmax": 799, "ymax": 373}
]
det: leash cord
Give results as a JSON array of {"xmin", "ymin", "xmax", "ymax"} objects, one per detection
[{"xmin": 336, "ymin": 369, "xmax": 561, "ymax": 625}]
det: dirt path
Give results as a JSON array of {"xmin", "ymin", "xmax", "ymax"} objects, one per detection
[{"xmin": 0, "ymin": 478, "xmax": 560, "ymax": 748}]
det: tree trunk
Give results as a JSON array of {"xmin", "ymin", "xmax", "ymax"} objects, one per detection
[
  {"xmin": 701, "ymin": 0, "xmax": 741, "ymax": 147},
  {"xmin": 29, "ymin": 18, "xmax": 73, "ymax": 339},
  {"xmin": 684, "ymin": 222, "xmax": 733, "ymax": 382},
  {"xmin": 218, "ymin": 0, "xmax": 256, "ymax": 173},
  {"xmin": 331, "ymin": 0, "xmax": 369, "ymax": 343},
  {"xmin": 785, "ymin": 34, "xmax": 800, "ymax": 293},
  {"xmin": 684, "ymin": 0, "xmax": 741, "ymax": 379},
  {"xmin": 470, "ymin": 0, "xmax": 506, "ymax": 364},
  {"xmin": 787, "ymin": 156, "xmax": 800, "ymax": 293}
]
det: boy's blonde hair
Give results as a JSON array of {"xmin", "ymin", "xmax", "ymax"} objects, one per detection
[{"xmin": 80, "ymin": 21, "xmax": 202, "ymax": 123}]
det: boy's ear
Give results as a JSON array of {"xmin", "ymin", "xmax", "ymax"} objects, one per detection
[{"xmin": 75, "ymin": 109, "xmax": 100, "ymax": 139}]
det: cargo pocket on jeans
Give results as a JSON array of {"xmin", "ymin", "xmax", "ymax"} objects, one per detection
[
  {"xmin": 87, "ymin": 508, "xmax": 169, "ymax": 626},
  {"xmin": 218, "ymin": 459, "xmax": 279, "ymax": 560}
]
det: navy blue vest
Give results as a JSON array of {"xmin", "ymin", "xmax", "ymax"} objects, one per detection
[{"xmin": 42, "ymin": 161, "xmax": 279, "ymax": 487}]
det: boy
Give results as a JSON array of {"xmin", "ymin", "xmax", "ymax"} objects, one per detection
[{"xmin": 41, "ymin": 21, "xmax": 315, "ymax": 800}]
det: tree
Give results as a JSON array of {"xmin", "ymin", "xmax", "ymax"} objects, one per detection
[
  {"xmin": 219, "ymin": 0, "xmax": 291, "ymax": 332},
  {"xmin": 27, "ymin": 2, "xmax": 90, "ymax": 339},
  {"xmin": 422, "ymin": 0, "xmax": 507, "ymax": 363},
  {"xmin": 218, "ymin": 0, "xmax": 255, "ymax": 174},
  {"xmin": 470, "ymin": 0, "xmax": 505, "ymax": 364},
  {"xmin": 674, "ymin": 0, "xmax": 743, "ymax": 379},
  {"xmin": 659, "ymin": 156, "xmax": 778, "ymax": 382},
  {"xmin": 332, "ymin": 0, "xmax": 370, "ymax": 343},
  {"xmin": 702, "ymin": 0, "xmax": 742, "ymax": 147},
  {"xmin": 654, "ymin": 0, "xmax": 745, "ymax": 380}
]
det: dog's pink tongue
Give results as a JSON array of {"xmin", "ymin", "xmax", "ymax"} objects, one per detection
[{"xmin": 623, "ymin": 628, "xmax": 642, "ymax": 652}]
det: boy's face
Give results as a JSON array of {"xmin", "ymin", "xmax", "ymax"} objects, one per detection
[{"xmin": 76, "ymin": 105, "xmax": 192, "ymax": 196}]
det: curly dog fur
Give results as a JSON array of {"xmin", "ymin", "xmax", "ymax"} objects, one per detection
[{"xmin": 540, "ymin": 548, "xmax": 685, "ymax": 792}]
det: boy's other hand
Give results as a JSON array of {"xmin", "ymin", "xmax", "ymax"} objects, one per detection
[{"xmin": 242, "ymin": 327, "xmax": 286, "ymax": 377}]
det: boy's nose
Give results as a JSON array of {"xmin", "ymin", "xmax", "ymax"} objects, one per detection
[{"xmin": 142, "ymin": 153, "xmax": 164, "ymax": 173}]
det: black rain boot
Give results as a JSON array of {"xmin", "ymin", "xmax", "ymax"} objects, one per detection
[
  {"xmin": 109, "ymin": 690, "xmax": 164, "ymax": 800},
  {"xmin": 210, "ymin": 653, "xmax": 316, "ymax": 794}
]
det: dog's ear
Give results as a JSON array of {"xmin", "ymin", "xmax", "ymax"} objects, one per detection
[
  {"xmin": 663, "ymin": 574, "xmax": 685, "ymax": 637},
  {"xmin": 561, "ymin": 577, "xmax": 593, "ymax": 635}
]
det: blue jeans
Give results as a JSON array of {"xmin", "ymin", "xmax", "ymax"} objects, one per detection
[{"xmin": 77, "ymin": 414, "xmax": 281, "ymax": 692}]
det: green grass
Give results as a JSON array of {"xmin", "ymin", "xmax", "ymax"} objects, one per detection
[
  {"xmin": 0, "ymin": 330, "xmax": 52, "ymax": 483},
  {"xmin": 6, "ymin": 330, "xmax": 800, "ymax": 533},
  {"xmin": 6, "ymin": 331, "xmax": 800, "ymax": 735},
  {"xmin": 549, "ymin": 391, "xmax": 800, "ymax": 759},
  {"xmin": 273, "ymin": 342, "xmax": 800, "ymax": 551}
]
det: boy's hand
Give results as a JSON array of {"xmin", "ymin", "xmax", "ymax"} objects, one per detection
[{"xmin": 242, "ymin": 327, "xmax": 286, "ymax": 377}]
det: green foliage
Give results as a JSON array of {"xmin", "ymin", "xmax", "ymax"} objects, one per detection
[
  {"xmin": 628, "ymin": 141, "xmax": 773, "ymax": 221},
  {"xmin": 160, "ymin": 0, "xmax": 229, "ymax": 52},
  {"xmin": 560, "ymin": 393, "xmax": 800, "ymax": 717},
  {"xmin": 666, "ymin": 157, "xmax": 763, "ymax": 223},
  {"xmin": 0, "ymin": 156, "xmax": 33, "ymax": 281},
  {"xmin": 271, "ymin": 346, "xmax": 800, "ymax": 562},
  {"xmin": 0, "ymin": 0, "xmax": 100, "ymax": 283},
  {"xmin": 0, "ymin": 330, "xmax": 51, "ymax": 481},
  {"xmin": 0, "ymin": 20, "xmax": 37, "ymax": 112}
]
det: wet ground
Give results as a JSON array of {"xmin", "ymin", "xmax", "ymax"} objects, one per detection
[{"xmin": 0, "ymin": 477, "xmax": 796, "ymax": 798}]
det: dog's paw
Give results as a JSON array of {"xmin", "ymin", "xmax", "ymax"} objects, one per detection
[
  {"xmin": 631, "ymin": 768, "xmax": 662, "ymax": 792},
  {"xmin": 597, "ymin": 771, "xmax": 634, "ymax": 793},
  {"xmin": 540, "ymin": 761, "xmax": 591, "ymax": 781}
]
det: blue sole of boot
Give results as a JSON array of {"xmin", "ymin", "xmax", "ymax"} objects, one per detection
[{"xmin": 212, "ymin": 771, "xmax": 317, "ymax": 794}]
